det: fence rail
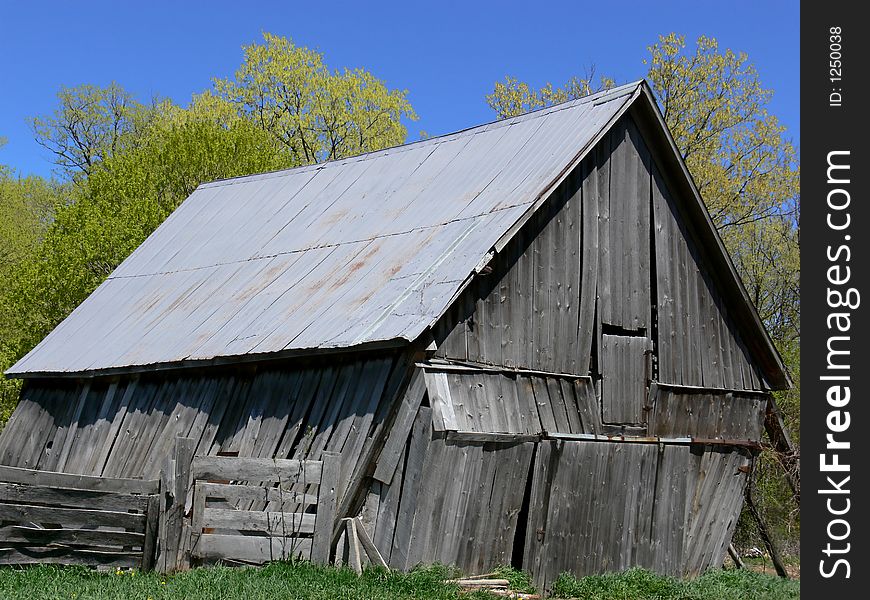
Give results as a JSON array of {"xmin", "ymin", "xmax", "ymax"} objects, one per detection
[
  {"xmin": 0, "ymin": 465, "xmax": 160, "ymax": 570},
  {"xmin": 0, "ymin": 446, "xmax": 340, "ymax": 572},
  {"xmin": 187, "ymin": 452, "xmax": 339, "ymax": 566}
]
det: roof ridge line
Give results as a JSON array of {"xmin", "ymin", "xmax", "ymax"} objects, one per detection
[{"xmin": 199, "ymin": 81, "xmax": 645, "ymax": 190}]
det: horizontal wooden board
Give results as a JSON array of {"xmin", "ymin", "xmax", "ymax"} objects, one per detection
[
  {"xmin": 0, "ymin": 465, "xmax": 158, "ymax": 495},
  {"xmin": 193, "ymin": 533, "xmax": 312, "ymax": 564},
  {"xmin": 0, "ymin": 525, "xmax": 144, "ymax": 547},
  {"xmin": 0, "ymin": 546, "xmax": 141, "ymax": 568},
  {"xmin": 199, "ymin": 508, "xmax": 316, "ymax": 534},
  {"xmin": 197, "ymin": 482, "xmax": 318, "ymax": 507},
  {"xmin": 191, "ymin": 457, "xmax": 323, "ymax": 484},
  {"xmin": 0, "ymin": 482, "xmax": 150, "ymax": 513},
  {"xmin": 0, "ymin": 502, "xmax": 145, "ymax": 530}
]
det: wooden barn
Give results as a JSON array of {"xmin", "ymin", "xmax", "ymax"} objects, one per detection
[{"xmin": 0, "ymin": 81, "xmax": 790, "ymax": 587}]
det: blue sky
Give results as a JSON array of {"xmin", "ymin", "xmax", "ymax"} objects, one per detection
[{"xmin": 0, "ymin": 1, "xmax": 799, "ymax": 178}]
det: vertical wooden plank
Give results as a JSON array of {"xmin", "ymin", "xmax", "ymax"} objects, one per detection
[
  {"xmin": 652, "ymin": 165, "xmax": 674, "ymax": 383},
  {"xmin": 578, "ymin": 154, "xmax": 599, "ymax": 375},
  {"xmin": 373, "ymin": 369, "xmax": 426, "ymax": 483},
  {"xmin": 52, "ymin": 382, "xmax": 91, "ymax": 472},
  {"xmin": 524, "ymin": 440, "xmax": 555, "ymax": 590},
  {"xmin": 544, "ymin": 377, "xmax": 571, "ymax": 434},
  {"xmin": 531, "ymin": 209, "xmax": 552, "ymax": 371},
  {"xmin": 558, "ymin": 378, "xmax": 583, "ymax": 434},
  {"xmin": 513, "ymin": 228, "xmax": 533, "ymax": 369},
  {"xmin": 141, "ymin": 492, "xmax": 161, "ymax": 571},
  {"xmin": 627, "ymin": 118, "xmax": 652, "ymax": 330},
  {"xmin": 166, "ymin": 437, "xmax": 195, "ymax": 571},
  {"xmin": 572, "ymin": 377, "xmax": 601, "ymax": 434},
  {"xmin": 390, "ymin": 406, "xmax": 432, "ymax": 569},
  {"xmin": 346, "ymin": 518, "xmax": 363, "ymax": 574},
  {"xmin": 312, "ymin": 451, "xmax": 339, "ymax": 565}
]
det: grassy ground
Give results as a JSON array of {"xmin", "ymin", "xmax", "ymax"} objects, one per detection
[
  {"xmin": 0, "ymin": 562, "xmax": 799, "ymax": 600},
  {"xmin": 551, "ymin": 567, "xmax": 800, "ymax": 600}
]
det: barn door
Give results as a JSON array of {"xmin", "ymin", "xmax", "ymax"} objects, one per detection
[{"xmin": 600, "ymin": 333, "xmax": 653, "ymax": 424}]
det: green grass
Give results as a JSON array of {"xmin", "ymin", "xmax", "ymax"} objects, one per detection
[
  {"xmin": 0, "ymin": 562, "xmax": 799, "ymax": 600},
  {"xmin": 0, "ymin": 562, "xmax": 487, "ymax": 600},
  {"xmin": 551, "ymin": 567, "xmax": 800, "ymax": 600}
]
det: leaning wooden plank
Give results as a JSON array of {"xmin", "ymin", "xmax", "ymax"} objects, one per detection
[
  {"xmin": 331, "ymin": 354, "xmax": 413, "ymax": 537},
  {"xmin": 191, "ymin": 457, "xmax": 323, "ymax": 484},
  {"xmin": 91, "ymin": 377, "xmax": 138, "ymax": 477},
  {"xmin": 523, "ymin": 441, "xmax": 555, "ymax": 590},
  {"xmin": 51, "ymin": 382, "xmax": 92, "ymax": 473},
  {"xmin": 346, "ymin": 518, "xmax": 363, "ymax": 574},
  {"xmin": 373, "ymin": 369, "xmax": 427, "ymax": 484},
  {"xmin": 0, "ymin": 465, "xmax": 158, "ymax": 495},
  {"xmin": 0, "ymin": 526, "xmax": 144, "ymax": 546},
  {"xmin": 390, "ymin": 406, "xmax": 432, "ymax": 570},
  {"xmin": 0, "ymin": 547, "xmax": 141, "ymax": 568},
  {"xmin": 200, "ymin": 509, "xmax": 316, "ymax": 534},
  {"xmin": 353, "ymin": 517, "xmax": 388, "ymax": 568},
  {"xmin": 194, "ymin": 534, "xmax": 312, "ymax": 564},
  {"xmin": 373, "ymin": 448, "xmax": 404, "ymax": 565},
  {"xmin": 572, "ymin": 377, "xmax": 601, "ymax": 434},
  {"xmin": 311, "ymin": 451, "xmax": 339, "ymax": 565},
  {"xmin": 0, "ymin": 503, "xmax": 145, "ymax": 530},
  {"xmin": 0, "ymin": 482, "xmax": 150, "ymax": 513}
]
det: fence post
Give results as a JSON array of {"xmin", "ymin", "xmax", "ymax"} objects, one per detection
[
  {"xmin": 156, "ymin": 454, "xmax": 174, "ymax": 573},
  {"xmin": 141, "ymin": 492, "xmax": 161, "ymax": 571},
  {"xmin": 312, "ymin": 451, "xmax": 340, "ymax": 565},
  {"xmin": 162, "ymin": 437, "xmax": 195, "ymax": 572}
]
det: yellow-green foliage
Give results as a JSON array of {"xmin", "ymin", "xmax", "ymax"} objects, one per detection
[{"xmin": 215, "ymin": 33, "xmax": 417, "ymax": 164}]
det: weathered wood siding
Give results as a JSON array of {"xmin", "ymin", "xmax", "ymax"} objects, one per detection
[
  {"xmin": 424, "ymin": 367, "xmax": 599, "ymax": 435},
  {"xmin": 600, "ymin": 335, "xmax": 651, "ymax": 424},
  {"xmin": 648, "ymin": 385, "xmax": 767, "ymax": 441},
  {"xmin": 0, "ymin": 353, "xmax": 409, "ymax": 485},
  {"xmin": 652, "ymin": 163, "xmax": 767, "ymax": 390},
  {"xmin": 434, "ymin": 167, "xmax": 586, "ymax": 375},
  {"xmin": 402, "ymin": 437, "xmax": 534, "ymax": 573},
  {"xmin": 524, "ymin": 440, "xmax": 751, "ymax": 591},
  {"xmin": 596, "ymin": 119, "xmax": 652, "ymax": 332},
  {"xmin": 435, "ymin": 113, "xmax": 769, "ymax": 427}
]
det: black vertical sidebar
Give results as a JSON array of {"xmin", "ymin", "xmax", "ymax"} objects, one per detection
[{"xmin": 802, "ymin": 2, "xmax": 869, "ymax": 597}]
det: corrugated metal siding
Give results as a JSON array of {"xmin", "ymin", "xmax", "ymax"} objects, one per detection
[{"xmin": 9, "ymin": 84, "xmax": 641, "ymax": 376}]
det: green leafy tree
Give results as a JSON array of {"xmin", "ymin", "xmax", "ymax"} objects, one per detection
[
  {"xmin": 486, "ymin": 70, "xmax": 615, "ymax": 119},
  {"xmin": 0, "ymin": 149, "xmax": 64, "ymax": 422},
  {"xmin": 1, "ymin": 36, "xmax": 419, "ymax": 426},
  {"xmin": 30, "ymin": 83, "xmax": 157, "ymax": 181},
  {"xmin": 215, "ymin": 33, "xmax": 417, "ymax": 164}
]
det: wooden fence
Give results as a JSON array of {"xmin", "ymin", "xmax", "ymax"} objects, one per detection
[
  {"xmin": 0, "ymin": 442, "xmax": 339, "ymax": 572},
  {"xmin": 0, "ymin": 465, "xmax": 160, "ymax": 569},
  {"xmin": 185, "ymin": 451, "xmax": 339, "ymax": 566}
]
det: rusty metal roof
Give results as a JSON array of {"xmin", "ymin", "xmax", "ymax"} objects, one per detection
[{"xmin": 8, "ymin": 83, "xmax": 643, "ymax": 376}]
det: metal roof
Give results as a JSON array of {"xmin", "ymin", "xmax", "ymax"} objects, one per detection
[{"xmin": 8, "ymin": 83, "xmax": 643, "ymax": 376}]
